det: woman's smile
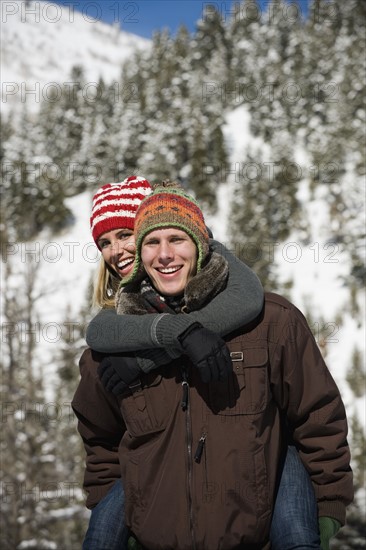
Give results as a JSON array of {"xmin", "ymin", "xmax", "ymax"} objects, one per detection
[{"xmin": 98, "ymin": 228, "xmax": 136, "ymax": 278}]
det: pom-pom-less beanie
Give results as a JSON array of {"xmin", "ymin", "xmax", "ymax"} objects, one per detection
[
  {"xmin": 122, "ymin": 184, "xmax": 209, "ymax": 285},
  {"xmin": 90, "ymin": 176, "xmax": 152, "ymax": 248}
]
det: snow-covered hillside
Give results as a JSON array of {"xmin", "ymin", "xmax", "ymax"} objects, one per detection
[{"xmin": 1, "ymin": 0, "xmax": 150, "ymax": 112}]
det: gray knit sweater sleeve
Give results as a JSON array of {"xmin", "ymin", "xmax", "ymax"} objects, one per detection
[
  {"xmin": 154, "ymin": 239, "xmax": 264, "ymax": 347},
  {"xmin": 85, "ymin": 239, "xmax": 263, "ymax": 355}
]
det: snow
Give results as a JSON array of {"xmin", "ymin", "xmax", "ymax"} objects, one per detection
[
  {"xmin": 29, "ymin": 191, "xmax": 100, "ymax": 394},
  {"xmin": 35, "ymin": 191, "xmax": 96, "ymax": 319},
  {"xmin": 45, "ymin": 504, "xmax": 87, "ymax": 520},
  {"xmin": 1, "ymin": 0, "xmax": 150, "ymax": 113},
  {"xmin": 17, "ymin": 540, "xmax": 57, "ymax": 549}
]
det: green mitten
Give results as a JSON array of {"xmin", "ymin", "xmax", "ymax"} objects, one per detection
[
  {"xmin": 319, "ymin": 516, "xmax": 341, "ymax": 550},
  {"xmin": 127, "ymin": 535, "xmax": 144, "ymax": 550}
]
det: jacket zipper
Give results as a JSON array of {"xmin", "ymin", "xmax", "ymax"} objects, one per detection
[{"xmin": 182, "ymin": 367, "xmax": 196, "ymax": 550}]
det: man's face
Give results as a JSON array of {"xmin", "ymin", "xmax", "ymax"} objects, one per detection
[
  {"xmin": 98, "ymin": 228, "xmax": 136, "ymax": 278},
  {"xmin": 141, "ymin": 227, "xmax": 197, "ymax": 297}
]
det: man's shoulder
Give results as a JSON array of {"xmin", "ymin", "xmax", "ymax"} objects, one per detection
[
  {"xmin": 263, "ymin": 292, "xmax": 309, "ymax": 330},
  {"xmin": 264, "ymin": 291, "xmax": 294, "ymax": 310},
  {"xmin": 262, "ymin": 292, "xmax": 301, "ymax": 325}
]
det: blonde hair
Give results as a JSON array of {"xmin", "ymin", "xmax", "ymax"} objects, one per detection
[{"xmin": 92, "ymin": 257, "xmax": 121, "ymax": 309}]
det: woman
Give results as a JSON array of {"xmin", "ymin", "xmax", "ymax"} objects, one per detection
[
  {"xmin": 79, "ymin": 175, "xmax": 264, "ymax": 549},
  {"xmin": 71, "ymin": 183, "xmax": 348, "ymax": 548}
]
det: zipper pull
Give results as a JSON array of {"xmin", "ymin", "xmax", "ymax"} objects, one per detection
[
  {"xmin": 181, "ymin": 368, "xmax": 189, "ymax": 411},
  {"xmin": 194, "ymin": 434, "xmax": 206, "ymax": 464},
  {"xmin": 181, "ymin": 380, "xmax": 189, "ymax": 411}
]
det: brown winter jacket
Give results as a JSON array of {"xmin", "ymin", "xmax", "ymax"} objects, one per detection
[{"xmin": 72, "ymin": 259, "xmax": 353, "ymax": 550}]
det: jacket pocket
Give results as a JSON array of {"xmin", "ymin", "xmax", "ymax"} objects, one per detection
[
  {"xmin": 208, "ymin": 346, "xmax": 269, "ymax": 415},
  {"xmin": 119, "ymin": 372, "xmax": 172, "ymax": 437}
]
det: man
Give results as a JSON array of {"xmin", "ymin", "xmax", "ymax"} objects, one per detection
[{"xmin": 73, "ymin": 183, "xmax": 353, "ymax": 549}]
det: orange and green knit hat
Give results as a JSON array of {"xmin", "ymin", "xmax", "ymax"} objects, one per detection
[{"xmin": 121, "ymin": 183, "xmax": 210, "ymax": 285}]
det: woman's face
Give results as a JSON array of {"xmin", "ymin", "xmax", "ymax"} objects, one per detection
[
  {"xmin": 141, "ymin": 227, "xmax": 197, "ymax": 296},
  {"xmin": 98, "ymin": 228, "xmax": 136, "ymax": 278}
]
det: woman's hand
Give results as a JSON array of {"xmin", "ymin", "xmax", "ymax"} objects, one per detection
[{"xmin": 178, "ymin": 322, "xmax": 233, "ymax": 383}]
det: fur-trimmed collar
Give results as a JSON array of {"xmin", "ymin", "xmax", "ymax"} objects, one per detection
[{"xmin": 116, "ymin": 252, "xmax": 228, "ymax": 315}]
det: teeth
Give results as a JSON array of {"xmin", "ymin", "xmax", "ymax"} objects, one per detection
[
  {"xmin": 158, "ymin": 266, "xmax": 180, "ymax": 274},
  {"xmin": 117, "ymin": 258, "xmax": 134, "ymax": 269}
]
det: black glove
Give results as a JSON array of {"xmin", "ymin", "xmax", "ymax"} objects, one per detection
[
  {"xmin": 177, "ymin": 322, "xmax": 232, "ymax": 383},
  {"xmin": 97, "ymin": 354, "xmax": 141, "ymax": 396}
]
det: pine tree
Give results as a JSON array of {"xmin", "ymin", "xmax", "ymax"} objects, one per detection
[
  {"xmin": 191, "ymin": 3, "xmax": 231, "ymax": 77},
  {"xmin": 78, "ymin": 77, "xmax": 117, "ymax": 188},
  {"xmin": 228, "ymin": 149, "xmax": 300, "ymax": 288},
  {"xmin": 229, "ymin": 0, "xmax": 264, "ymax": 87},
  {"xmin": 0, "ymin": 255, "xmax": 92, "ymax": 548},
  {"xmin": 346, "ymin": 347, "xmax": 365, "ymax": 399},
  {"xmin": 1, "ymin": 258, "xmax": 57, "ymax": 548},
  {"xmin": 1, "ymin": 107, "xmax": 72, "ymax": 241}
]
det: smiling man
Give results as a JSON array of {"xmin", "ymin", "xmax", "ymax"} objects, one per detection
[
  {"xmin": 122, "ymin": 181, "xmax": 211, "ymax": 288},
  {"xmin": 109, "ymin": 183, "xmax": 353, "ymax": 549},
  {"xmin": 141, "ymin": 228, "xmax": 198, "ymax": 296},
  {"xmin": 75, "ymin": 182, "xmax": 353, "ymax": 550},
  {"xmin": 76, "ymin": 179, "xmax": 268, "ymax": 549}
]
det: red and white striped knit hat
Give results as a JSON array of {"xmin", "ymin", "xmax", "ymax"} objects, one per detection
[{"xmin": 90, "ymin": 175, "xmax": 152, "ymax": 248}]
